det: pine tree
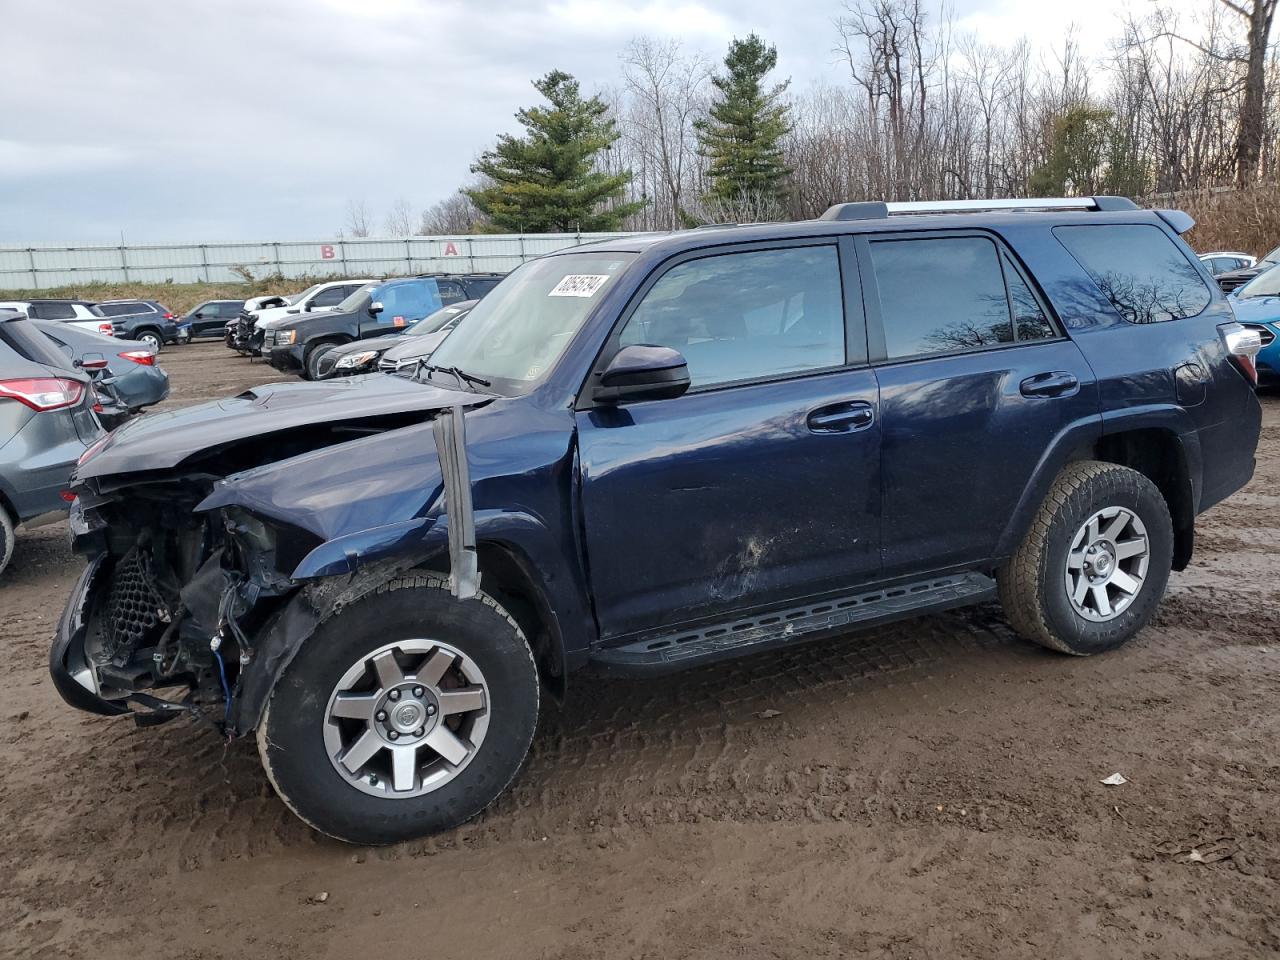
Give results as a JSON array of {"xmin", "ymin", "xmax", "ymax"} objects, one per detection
[
  {"xmin": 466, "ymin": 71, "xmax": 645, "ymax": 232},
  {"xmin": 695, "ymin": 34, "xmax": 792, "ymax": 213}
]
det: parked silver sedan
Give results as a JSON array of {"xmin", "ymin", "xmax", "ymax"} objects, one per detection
[{"xmin": 32, "ymin": 320, "xmax": 169, "ymax": 425}]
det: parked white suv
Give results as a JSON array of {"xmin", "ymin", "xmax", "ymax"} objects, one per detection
[{"xmin": 0, "ymin": 300, "xmax": 114, "ymax": 337}]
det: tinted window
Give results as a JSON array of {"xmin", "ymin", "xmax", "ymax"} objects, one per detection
[
  {"xmin": 96, "ymin": 303, "xmax": 133, "ymax": 316},
  {"xmin": 31, "ymin": 302, "xmax": 76, "ymax": 320},
  {"xmin": 0, "ymin": 317, "xmax": 75, "ymax": 369},
  {"xmin": 1056, "ymin": 224, "xmax": 1211, "ymax": 323},
  {"xmin": 1005, "ymin": 254, "xmax": 1055, "ymax": 341},
  {"xmin": 620, "ymin": 245, "xmax": 845, "ymax": 389},
  {"xmin": 311, "ymin": 286, "xmax": 349, "ymax": 307},
  {"xmin": 871, "ymin": 237, "xmax": 1014, "ymax": 357}
]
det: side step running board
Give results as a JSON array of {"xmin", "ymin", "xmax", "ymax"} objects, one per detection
[{"xmin": 590, "ymin": 573, "xmax": 996, "ymax": 676}]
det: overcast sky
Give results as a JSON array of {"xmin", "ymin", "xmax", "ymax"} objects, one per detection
[{"xmin": 3, "ymin": 0, "xmax": 1193, "ymax": 245}]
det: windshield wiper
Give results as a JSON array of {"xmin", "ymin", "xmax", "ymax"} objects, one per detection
[{"xmin": 412, "ymin": 361, "xmax": 492, "ymax": 391}]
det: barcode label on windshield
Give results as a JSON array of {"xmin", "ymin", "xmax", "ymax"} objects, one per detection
[{"xmin": 549, "ymin": 275, "xmax": 610, "ymax": 298}]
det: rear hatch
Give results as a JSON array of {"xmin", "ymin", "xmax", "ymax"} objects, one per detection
[{"xmin": 0, "ymin": 314, "xmax": 101, "ymax": 443}]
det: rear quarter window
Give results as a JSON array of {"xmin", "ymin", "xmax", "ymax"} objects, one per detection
[{"xmin": 1055, "ymin": 224, "xmax": 1212, "ymax": 323}]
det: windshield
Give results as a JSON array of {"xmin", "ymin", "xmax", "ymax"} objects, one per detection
[
  {"xmin": 336, "ymin": 282, "xmax": 378, "ymax": 312},
  {"xmin": 426, "ymin": 253, "xmax": 635, "ymax": 393},
  {"xmin": 1236, "ymin": 262, "xmax": 1280, "ymax": 298},
  {"xmin": 407, "ymin": 302, "xmax": 474, "ymax": 336}
]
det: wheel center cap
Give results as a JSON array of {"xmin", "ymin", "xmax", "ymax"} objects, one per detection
[{"xmin": 389, "ymin": 701, "xmax": 424, "ymax": 733}]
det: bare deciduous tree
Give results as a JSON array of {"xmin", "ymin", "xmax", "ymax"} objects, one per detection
[{"xmin": 344, "ymin": 199, "xmax": 371, "ymax": 238}]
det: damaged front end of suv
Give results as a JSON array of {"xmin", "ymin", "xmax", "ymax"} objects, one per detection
[{"xmin": 50, "ymin": 376, "xmax": 480, "ymax": 736}]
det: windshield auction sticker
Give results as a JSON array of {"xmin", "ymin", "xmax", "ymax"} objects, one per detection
[{"xmin": 549, "ymin": 275, "xmax": 610, "ymax": 298}]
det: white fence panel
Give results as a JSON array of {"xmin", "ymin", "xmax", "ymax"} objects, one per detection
[{"xmin": 0, "ymin": 232, "xmax": 653, "ymax": 289}]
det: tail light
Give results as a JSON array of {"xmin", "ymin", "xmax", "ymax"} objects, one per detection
[
  {"xmin": 118, "ymin": 350, "xmax": 155, "ymax": 365},
  {"xmin": 0, "ymin": 377, "xmax": 85, "ymax": 411},
  {"xmin": 78, "ymin": 434, "xmax": 110, "ymax": 465},
  {"xmin": 1220, "ymin": 321, "xmax": 1264, "ymax": 385},
  {"xmin": 97, "ymin": 322, "xmax": 114, "ymax": 336},
  {"xmin": 163, "ymin": 312, "xmax": 177, "ymax": 320}
]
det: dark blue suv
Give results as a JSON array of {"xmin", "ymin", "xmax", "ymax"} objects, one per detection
[{"xmin": 51, "ymin": 197, "xmax": 1263, "ymax": 844}]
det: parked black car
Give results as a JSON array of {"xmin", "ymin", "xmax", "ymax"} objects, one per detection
[
  {"xmin": 182, "ymin": 299, "xmax": 245, "ymax": 340},
  {"xmin": 315, "ymin": 301, "xmax": 475, "ymax": 379},
  {"xmin": 1213, "ymin": 244, "xmax": 1280, "ymax": 292},
  {"xmin": 52, "ymin": 197, "xmax": 1263, "ymax": 846},
  {"xmin": 95, "ymin": 300, "xmax": 183, "ymax": 351},
  {"xmin": 267, "ymin": 274, "xmax": 501, "ymax": 379}
]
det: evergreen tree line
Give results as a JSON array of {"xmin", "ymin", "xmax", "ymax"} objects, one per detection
[{"xmin": 370, "ymin": 0, "xmax": 1280, "ymax": 236}]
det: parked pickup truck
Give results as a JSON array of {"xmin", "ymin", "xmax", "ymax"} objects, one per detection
[
  {"xmin": 51, "ymin": 197, "xmax": 1262, "ymax": 845},
  {"xmin": 265, "ymin": 274, "xmax": 502, "ymax": 379}
]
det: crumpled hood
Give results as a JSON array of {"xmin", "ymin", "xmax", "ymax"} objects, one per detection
[{"xmin": 76, "ymin": 375, "xmax": 479, "ymax": 479}]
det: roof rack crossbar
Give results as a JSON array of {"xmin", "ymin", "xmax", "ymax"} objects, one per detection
[{"xmin": 818, "ymin": 196, "xmax": 1139, "ymax": 221}]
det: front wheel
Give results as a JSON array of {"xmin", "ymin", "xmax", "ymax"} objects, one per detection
[
  {"xmin": 304, "ymin": 343, "xmax": 335, "ymax": 380},
  {"xmin": 257, "ymin": 575, "xmax": 540, "ymax": 844},
  {"xmin": 998, "ymin": 461, "xmax": 1173, "ymax": 656}
]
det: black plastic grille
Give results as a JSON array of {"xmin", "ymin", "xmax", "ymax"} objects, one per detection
[{"xmin": 104, "ymin": 548, "xmax": 164, "ymax": 659}]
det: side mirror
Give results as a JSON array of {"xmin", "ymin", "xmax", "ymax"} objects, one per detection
[
  {"xmin": 593, "ymin": 344, "xmax": 690, "ymax": 404},
  {"xmin": 76, "ymin": 352, "xmax": 109, "ymax": 371},
  {"xmin": 369, "ymin": 301, "xmax": 385, "ymax": 316},
  {"xmin": 193, "ymin": 312, "xmax": 204, "ymax": 319}
]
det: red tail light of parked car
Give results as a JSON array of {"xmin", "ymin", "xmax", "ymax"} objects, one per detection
[
  {"xmin": 0, "ymin": 377, "xmax": 85, "ymax": 411},
  {"xmin": 118, "ymin": 350, "xmax": 155, "ymax": 366}
]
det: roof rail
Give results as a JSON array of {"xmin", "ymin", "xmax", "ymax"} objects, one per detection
[{"xmin": 818, "ymin": 196, "xmax": 1139, "ymax": 222}]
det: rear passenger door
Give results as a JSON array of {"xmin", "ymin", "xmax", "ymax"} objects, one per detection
[
  {"xmin": 577, "ymin": 239, "xmax": 882, "ymax": 642},
  {"xmin": 858, "ymin": 231, "xmax": 1100, "ymax": 577}
]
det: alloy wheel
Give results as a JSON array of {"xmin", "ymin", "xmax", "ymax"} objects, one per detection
[
  {"xmin": 1064, "ymin": 506, "xmax": 1150, "ymax": 622},
  {"xmin": 322, "ymin": 639, "xmax": 490, "ymax": 798}
]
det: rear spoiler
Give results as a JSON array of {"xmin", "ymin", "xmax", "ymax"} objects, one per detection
[{"xmin": 1156, "ymin": 209, "xmax": 1195, "ymax": 235}]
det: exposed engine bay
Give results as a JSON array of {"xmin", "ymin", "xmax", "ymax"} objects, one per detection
[{"xmin": 53, "ymin": 379, "xmax": 480, "ymax": 736}]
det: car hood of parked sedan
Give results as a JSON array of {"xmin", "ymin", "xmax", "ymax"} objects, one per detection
[
  {"xmin": 326, "ymin": 334, "xmax": 407, "ymax": 359},
  {"xmin": 75, "ymin": 375, "xmax": 480, "ymax": 480},
  {"xmin": 379, "ymin": 329, "xmax": 451, "ymax": 366}
]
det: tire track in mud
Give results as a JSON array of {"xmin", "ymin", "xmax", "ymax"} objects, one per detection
[
  {"xmin": 5, "ymin": 605, "xmax": 1035, "ymax": 872},
  {"xmin": 8, "ymin": 574, "xmax": 1277, "ymax": 876}
]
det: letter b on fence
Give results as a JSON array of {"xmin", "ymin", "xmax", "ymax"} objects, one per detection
[{"xmin": 320, "ymin": 244, "xmax": 336, "ymax": 260}]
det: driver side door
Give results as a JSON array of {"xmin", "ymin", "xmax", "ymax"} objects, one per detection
[{"xmin": 575, "ymin": 239, "xmax": 882, "ymax": 644}]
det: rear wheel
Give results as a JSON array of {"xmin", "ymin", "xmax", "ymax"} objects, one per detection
[
  {"xmin": 998, "ymin": 460, "xmax": 1173, "ymax": 655},
  {"xmin": 135, "ymin": 329, "xmax": 163, "ymax": 352},
  {"xmin": 257, "ymin": 575, "xmax": 540, "ymax": 844},
  {"xmin": 0, "ymin": 506, "xmax": 14, "ymax": 577}
]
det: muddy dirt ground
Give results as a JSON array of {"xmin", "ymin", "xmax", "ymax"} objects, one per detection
[{"xmin": 2, "ymin": 342, "xmax": 1278, "ymax": 959}]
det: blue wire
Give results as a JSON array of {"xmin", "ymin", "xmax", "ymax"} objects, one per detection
[{"xmin": 213, "ymin": 648, "xmax": 233, "ymax": 728}]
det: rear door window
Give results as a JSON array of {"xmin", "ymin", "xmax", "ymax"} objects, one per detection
[
  {"xmin": 1055, "ymin": 224, "xmax": 1211, "ymax": 323},
  {"xmin": 866, "ymin": 235, "xmax": 1059, "ymax": 360},
  {"xmin": 311, "ymin": 286, "xmax": 349, "ymax": 308}
]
